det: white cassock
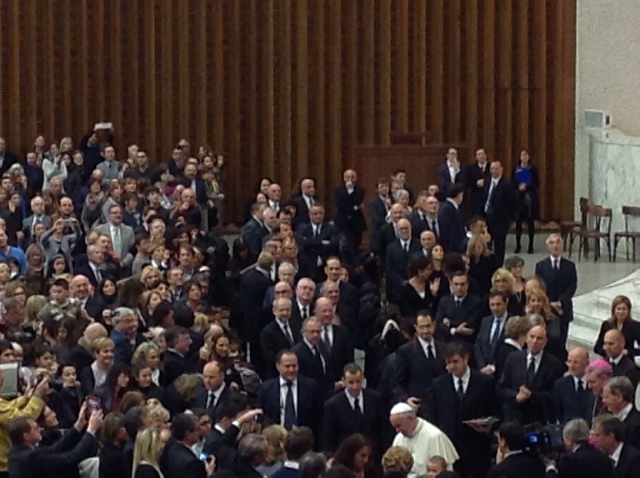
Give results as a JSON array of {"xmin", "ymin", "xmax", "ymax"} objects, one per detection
[{"xmin": 392, "ymin": 418, "xmax": 459, "ymax": 478}]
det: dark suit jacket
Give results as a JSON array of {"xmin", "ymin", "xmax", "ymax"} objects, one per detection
[
  {"xmin": 99, "ymin": 441, "xmax": 128, "ymax": 478},
  {"xmin": 465, "ymin": 162, "xmax": 491, "ymax": 216},
  {"xmin": 202, "ymin": 425, "xmax": 240, "ymax": 470},
  {"xmin": 335, "ymin": 185, "xmax": 366, "ymax": 235},
  {"xmin": 368, "ymin": 195, "xmax": 389, "ymax": 253},
  {"xmin": 291, "ymin": 195, "xmax": 319, "ymax": 227},
  {"xmin": 474, "ymin": 314, "xmax": 507, "ymax": 369},
  {"xmin": 295, "ymin": 221, "xmax": 339, "ymax": 280},
  {"xmin": 622, "ymin": 408, "xmax": 640, "ymax": 449},
  {"xmin": 261, "ymin": 319, "xmax": 302, "ymax": 377},
  {"xmin": 110, "ymin": 328, "xmax": 145, "ymax": 365},
  {"xmin": 555, "ymin": 444, "xmax": 613, "ymax": 478},
  {"xmin": 438, "ymin": 200, "xmax": 466, "ymax": 253},
  {"xmin": 0, "ymin": 151, "xmax": 18, "ymax": 177},
  {"xmin": 293, "ymin": 340, "xmax": 334, "ymax": 395},
  {"xmin": 611, "ymin": 355, "xmax": 639, "ymax": 388},
  {"xmin": 64, "ymin": 343, "xmax": 94, "ymax": 377},
  {"xmin": 437, "ymin": 162, "xmax": 464, "ymax": 195},
  {"xmin": 595, "ymin": 320, "xmax": 640, "ymax": 359},
  {"xmin": 487, "ymin": 451, "xmax": 545, "ymax": 478},
  {"xmin": 163, "ymin": 441, "xmax": 207, "ymax": 478},
  {"xmin": 391, "ymin": 338, "xmax": 446, "ymax": 403},
  {"xmin": 82, "ymin": 296, "xmax": 108, "ymax": 322},
  {"xmin": 499, "ymin": 350, "xmax": 565, "ymax": 425},
  {"xmin": 554, "ymin": 375, "xmax": 594, "ymax": 424},
  {"xmin": 435, "ymin": 294, "xmax": 482, "ymax": 345},
  {"xmin": 615, "ymin": 442, "xmax": 640, "ymax": 478},
  {"xmin": 376, "ymin": 222, "xmax": 398, "ymax": 258},
  {"xmin": 408, "ymin": 210, "xmax": 430, "ymax": 239},
  {"xmin": 323, "ymin": 324, "xmax": 354, "ymax": 381},
  {"xmin": 8, "ymin": 428, "xmax": 98, "ymax": 478},
  {"xmin": 75, "ymin": 264, "xmax": 103, "ymax": 289},
  {"xmin": 484, "ymin": 177, "xmax": 516, "ymax": 233},
  {"xmin": 385, "ymin": 238, "xmax": 421, "ymax": 303},
  {"xmin": 256, "ymin": 375, "xmax": 322, "ymax": 438},
  {"xmin": 194, "ymin": 384, "xmax": 237, "ymax": 421},
  {"xmin": 234, "ymin": 267, "xmax": 272, "ymax": 345},
  {"xmin": 534, "ymin": 257, "xmax": 578, "ymax": 322},
  {"xmin": 323, "ymin": 389, "xmax": 385, "ymax": 454},
  {"xmin": 241, "ymin": 217, "xmax": 269, "ymax": 257},
  {"xmin": 161, "ymin": 350, "xmax": 198, "ymax": 387},
  {"xmin": 427, "ymin": 370, "xmax": 498, "ymax": 478}
]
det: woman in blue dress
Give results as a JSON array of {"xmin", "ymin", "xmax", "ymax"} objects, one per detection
[{"xmin": 511, "ymin": 148, "xmax": 540, "ymax": 254}]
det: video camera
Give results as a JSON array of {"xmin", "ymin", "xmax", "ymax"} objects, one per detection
[{"xmin": 524, "ymin": 423, "xmax": 564, "ymax": 454}]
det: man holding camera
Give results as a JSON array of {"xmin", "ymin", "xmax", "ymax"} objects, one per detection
[
  {"xmin": 7, "ymin": 402, "xmax": 102, "ymax": 478},
  {"xmin": 0, "ymin": 372, "xmax": 49, "ymax": 478}
]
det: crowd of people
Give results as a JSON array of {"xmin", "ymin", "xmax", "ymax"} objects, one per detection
[{"xmin": 0, "ymin": 133, "xmax": 638, "ymax": 478}]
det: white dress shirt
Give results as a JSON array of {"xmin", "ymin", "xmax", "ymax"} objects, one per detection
[
  {"xmin": 617, "ymin": 403, "xmax": 633, "ymax": 422},
  {"xmin": 452, "ymin": 366, "xmax": 471, "ymax": 394},
  {"xmin": 417, "ymin": 336, "xmax": 436, "ymax": 358},
  {"xmin": 527, "ymin": 351, "xmax": 544, "ymax": 374},
  {"xmin": 279, "ymin": 377, "xmax": 298, "ymax": 425},
  {"xmin": 345, "ymin": 389, "xmax": 364, "ymax": 412},
  {"xmin": 610, "ymin": 442, "xmax": 623, "ymax": 467}
]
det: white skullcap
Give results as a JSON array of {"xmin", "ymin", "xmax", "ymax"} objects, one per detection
[{"xmin": 390, "ymin": 402, "xmax": 415, "ymax": 415}]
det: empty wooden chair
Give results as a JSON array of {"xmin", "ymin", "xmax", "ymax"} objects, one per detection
[{"xmin": 613, "ymin": 206, "xmax": 640, "ymax": 262}]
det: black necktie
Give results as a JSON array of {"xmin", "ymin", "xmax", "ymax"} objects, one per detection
[
  {"xmin": 490, "ymin": 318, "xmax": 502, "ymax": 348},
  {"xmin": 284, "ymin": 382, "xmax": 296, "ymax": 429},
  {"xmin": 283, "ymin": 323, "xmax": 294, "ymax": 345},
  {"xmin": 455, "ymin": 298, "xmax": 462, "ymax": 307},
  {"xmin": 313, "ymin": 346, "xmax": 324, "ymax": 372},
  {"xmin": 354, "ymin": 397, "xmax": 362, "ymax": 415},
  {"xmin": 526, "ymin": 356, "xmax": 536, "ymax": 386},
  {"xmin": 206, "ymin": 391, "xmax": 214, "ymax": 409},
  {"xmin": 323, "ymin": 327, "xmax": 332, "ymax": 351},
  {"xmin": 301, "ymin": 307, "xmax": 308, "ymax": 320},
  {"xmin": 577, "ymin": 379, "xmax": 584, "ymax": 393},
  {"xmin": 427, "ymin": 344, "xmax": 435, "ymax": 360},
  {"xmin": 403, "ymin": 242, "xmax": 409, "ymax": 253},
  {"xmin": 457, "ymin": 378, "xmax": 465, "ymax": 399}
]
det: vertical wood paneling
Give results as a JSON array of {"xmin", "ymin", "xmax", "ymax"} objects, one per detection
[
  {"xmin": 362, "ymin": 0, "xmax": 375, "ymax": 142},
  {"xmin": 379, "ymin": 0, "xmax": 392, "ymax": 144},
  {"xmin": 0, "ymin": 0, "xmax": 576, "ymax": 221},
  {"xmin": 429, "ymin": 0, "xmax": 445, "ymax": 142},
  {"xmin": 395, "ymin": 0, "xmax": 409, "ymax": 131}
]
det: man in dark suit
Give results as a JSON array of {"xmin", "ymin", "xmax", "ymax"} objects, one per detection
[
  {"xmin": 465, "ymin": 148, "xmax": 492, "ymax": 217},
  {"xmin": 427, "ymin": 343, "xmax": 498, "ymax": 478},
  {"xmin": 110, "ymin": 307, "xmax": 146, "ymax": 365},
  {"xmin": 385, "ymin": 218, "xmax": 421, "ymax": 303},
  {"xmin": 368, "ymin": 177, "xmax": 391, "ymax": 254},
  {"xmin": 241, "ymin": 202, "xmax": 269, "ymax": 259},
  {"xmin": 256, "ymin": 349, "xmax": 322, "ymax": 439},
  {"xmin": 474, "ymin": 291, "xmax": 510, "ymax": 372},
  {"xmin": 7, "ymin": 410, "xmax": 102, "ymax": 478},
  {"xmin": 261, "ymin": 297, "xmax": 302, "ymax": 378},
  {"xmin": 0, "ymin": 138, "xmax": 18, "ymax": 177},
  {"xmin": 438, "ymin": 184, "xmax": 466, "ymax": 253},
  {"xmin": 75, "ymin": 244, "xmax": 108, "ymax": 289},
  {"xmin": 436, "ymin": 148, "xmax": 464, "ymax": 195},
  {"xmin": 499, "ymin": 325, "xmax": 565, "ymax": 425},
  {"xmin": 482, "ymin": 160, "xmax": 516, "ymax": 264},
  {"xmin": 335, "ymin": 169, "xmax": 366, "ymax": 251},
  {"xmin": 409, "ymin": 190, "xmax": 430, "ymax": 239},
  {"xmin": 391, "ymin": 311, "xmax": 446, "ymax": 412},
  {"xmin": 555, "ymin": 347, "xmax": 594, "ymax": 424},
  {"xmin": 534, "ymin": 234, "xmax": 578, "ymax": 345},
  {"xmin": 293, "ymin": 316, "xmax": 335, "ymax": 396},
  {"xmin": 161, "ymin": 326, "xmax": 197, "ymax": 387},
  {"xmin": 291, "ymin": 177, "xmax": 319, "ymax": 227},
  {"xmin": 163, "ymin": 414, "xmax": 215, "ymax": 478},
  {"xmin": 592, "ymin": 415, "xmax": 640, "ymax": 478},
  {"xmin": 22, "ymin": 196, "xmax": 51, "ymax": 244},
  {"xmin": 323, "ymin": 363, "xmax": 385, "ymax": 457},
  {"xmin": 435, "ymin": 272, "xmax": 481, "ymax": 346},
  {"xmin": 602, "ymin": 376, "xmax": 640, "ymax": 448},
  {"xmin": 320, "ymin": 280, "xmax": 356, "ymax": 333},
  {"xmin": 376, "ymin": 203, "xmax": 407, "ymax": 259},
  {"xmin": 314, "ymin": 297, "xmax": 354, "ymax": 381},
  {"xmin": 231, "ymin": 252, "xmax": 274, "ymax": 375},
  {"xmin": 487, "ymin": 421, "xmax": 545, "ymax": 478},
  {"xmin": 69, "ymin": 274, "xmax": 108, "ymax": 322},
  {"xmin": 320, "ymin": 256, "xmax": 358, "ymax": 319},
  {"xmin": 194, "ymin": 360, "xmax": 237, "ymax": 421},
  {"xmin": 289, "ymin": 277, "xmax": 316, "ymax": 329},
  {"xmin": 295, "ymin": 203, "xmax": 339, "ymax": 282},
  {"xmin": 550, "ymin": 418, "xmax": 613, "ymax": 478},
  {"xmin": 181, "ymin": 162, "xmax": 208, "ymax": 206},
  {"xmin": 603, "ymin": 330, "xmax": 639, "ymax": 387}
]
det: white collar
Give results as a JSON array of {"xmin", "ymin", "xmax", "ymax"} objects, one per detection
[
  {"xmin": 610, "ymin": 442, "xmax": 624, "ymax": 466},
  {"xmin": 550, "ymin": 255, "xmax": 562, "ymax": 264},
  {"xmin": 503, "ymin": 338, "xmax": 522, "ymax": 350},
  {"xmin": 417, "ymin": 335, "xmax": 435, "ymax": 351},
  {"xmin": 209, "ymin": 382, "xmax": 226, "ymax": 397},
  {"xmin": 572, "ymin": 375, "xmax": 585, "ymax": 388},
  {"xmin": 279, "ymin": 377, "xmax": 297, "ymax": 387},
  {"xmin": 610, "ymin": 354, "xmax": 624, "ymax": 365},
  {"xmin": 446, "ymin": 197, "xmax": 459, "ymax": 209},
  {"xmin": 344, "ymin": 389, "xmax": 364, "ymax": 408},
  {"xmin": 504, "ymin": 450, "xmax": 523, "ymax": 459},
  {"xmin": 283, "ymin": 462, "xmax": 299, "ymax": 470},
  {"xmin": 618, "ymin": 403, "xmax": 634, "ymax": 422},
  {"xmin": 452, "ymin": 366, "xmax": 471, "ymax": 387},
  {"xmin": 527, "ymin": 350, "xmax": 544, "ymax": 364}
]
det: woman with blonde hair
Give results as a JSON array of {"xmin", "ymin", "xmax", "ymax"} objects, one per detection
[
  {"xmin": 132, "ymin": 427, "xmax": 166, "ymax": 478},
  {"xmin": 257, "ymin": 425, "xmax": 287, "ymax": 476},
  {"xmin": 25, "ymin": 243, "xmax": 46, "ymax": 275},
  {"xmin": 466, "ymin": 234, "xmax": 499, "ymax": 294},
  {"xmin": 382, "ymin": 446, "xmax": 414, "ymax": 476},
  {"xmin": 144, "ymin": 402, "xmax": 170, "ymax": 429},
  {"xmin": 594, "ymin": 295, "xmax": 640, "ymax": 359},
  {"xmin": 23, "ymin": 294, "xmax": 47, "ymax": 330},
  {"xmin": 525, "ymin": 288, "xmax": 559, "ymax": 333},
  {"xmin": 485, "ymin": 267, "xmax": 524, "ymax": 317},
  {"xmin": 281, "ymin": 238, "xmax": 299, "ymax": 271},
  {"xmin": 133, "ymin": 341, "xmax": 163, "ymax": 387}
]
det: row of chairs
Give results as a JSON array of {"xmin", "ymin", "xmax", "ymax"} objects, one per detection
[{"xmin": 559, "ymin": 198, "xmax": 640, "ymax": 262}]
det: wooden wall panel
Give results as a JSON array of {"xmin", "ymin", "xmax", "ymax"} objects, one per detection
[{"xmin": 0, "ymin": 0, "xmax": 576, "ymax": 222}]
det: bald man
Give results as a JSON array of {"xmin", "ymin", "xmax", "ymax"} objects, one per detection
[
  {"xmin": 555, "ymin": 347, "xmax": 594, "ymax": 424},
  {"xmin": 334, "ymin": 169, "xmax": 366, "ymax": 250},
  {"xmin": 385, "ymin": 218, "xmax": 420, "ymax": 303},
  {"xmin": 603, "ymin": 329, "xmax": 639, "ymax": 387},
  {"xmin": 377, "ymin": 203, "xmax": 409, "ymax": 257},
  {"xmin": 62, "ymin": 322, "xmax": 108, "ymax": 375},
  {"xmin": 295, "ymin": 203, "xmax": 339, "ymax": 282},
  {"xmin": 314, "ymin": 297, "xmax": 354, "ymax": 381},
  {"xmin": 69, "ymin": 274, "xmax": 107, "ymax": 322},
  {"xmin": 498, "ymin": 325, "xmax": 565, "ymax": 425}
]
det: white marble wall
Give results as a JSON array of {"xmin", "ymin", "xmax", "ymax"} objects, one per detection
[{"xmin": 588, "ymin": 128, "xmax": 640, "ymax": 257}]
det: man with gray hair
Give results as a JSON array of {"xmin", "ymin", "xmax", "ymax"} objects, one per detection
[
  {"xmin": 109, "ymin": 307, "xmax": 143, "ymax": 364},
  {"xmin": 602, "ymin": 376, "xmax": 640, "ymax": 447},
  {"xmin": 234, "ymin": 433, "xmax": 268, "ymax": 476},
  {"xmin": 545, "ymin": 419, "xmax": 613, "ymax": 478}
]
